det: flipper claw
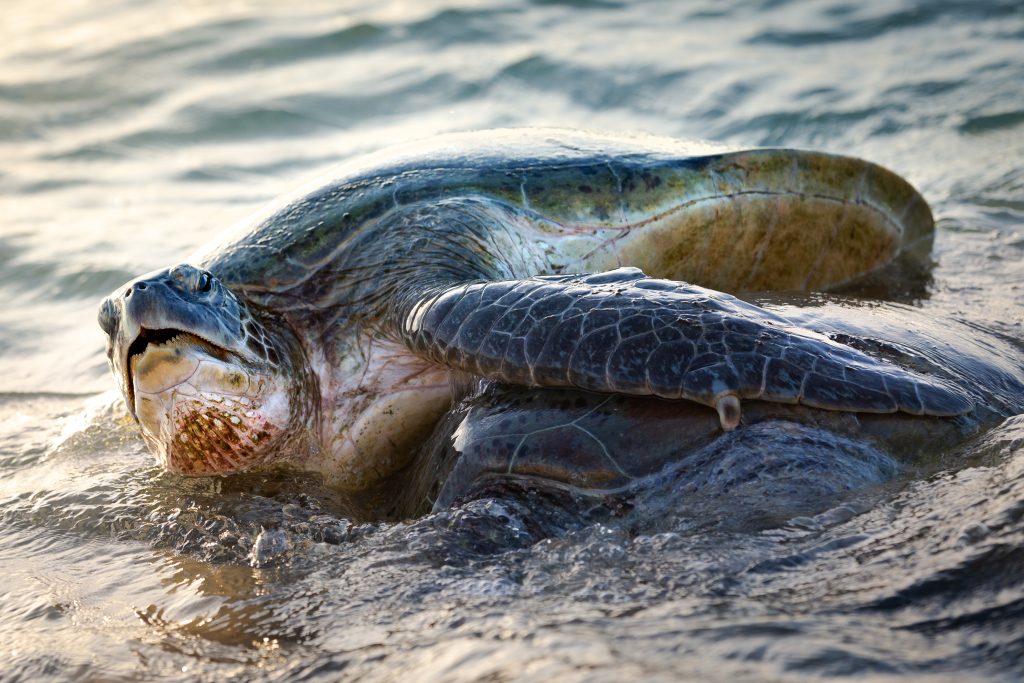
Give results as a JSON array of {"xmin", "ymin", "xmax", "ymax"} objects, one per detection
[{"xmin": 716, "ymin": 395, "xmax": 741, "ymax": 431}]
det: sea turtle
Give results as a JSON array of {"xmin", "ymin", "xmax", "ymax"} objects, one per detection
[{"xmin": 96, "ymin": 129, "xmax": 1021, "ymax": 512}]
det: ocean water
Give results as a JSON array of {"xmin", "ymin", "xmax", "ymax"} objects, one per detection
[{"xmin": 1, "ymin": 0, "xmax": 1023, "ymax": 681}]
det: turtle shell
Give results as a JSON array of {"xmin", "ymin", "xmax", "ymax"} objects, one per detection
[{"xmin": 190, "ymin": 129, "xmax": 933, "ymax": 311}]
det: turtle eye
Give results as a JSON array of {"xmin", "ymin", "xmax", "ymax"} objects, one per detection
[{"xmin": 198, "ymin": 272, "xmax": 212, "ymax": 292}]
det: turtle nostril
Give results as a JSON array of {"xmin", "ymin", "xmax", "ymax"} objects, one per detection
[{"xmin": 137, "ymin": 282, "xmax": 147, "ymax": 290}]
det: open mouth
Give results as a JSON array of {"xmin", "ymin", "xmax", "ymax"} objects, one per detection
[
  {"xmin": 127, "ymin": 328, "xmax": 192, "ymax": 362},
  {"xmin": 124, "ymin": 328, "xmax": 232, "ymax": 415}
]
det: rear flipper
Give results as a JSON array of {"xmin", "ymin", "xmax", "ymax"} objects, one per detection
[{"xmin": 399, "ymin": 267, "xmax": 972, "ymax": 430}]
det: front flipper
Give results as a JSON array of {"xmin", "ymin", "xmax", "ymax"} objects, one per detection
[{"xmin": 398, "ymin": 267, "xmax": 971, "ymax": 429}]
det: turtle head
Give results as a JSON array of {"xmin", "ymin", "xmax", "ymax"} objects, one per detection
[{"xmin": 98, "ymin": 263, "xmax": 316, "ymax": 476}]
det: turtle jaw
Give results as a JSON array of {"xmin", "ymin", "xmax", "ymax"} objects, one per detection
[
  {"xmin": 125, "ymin": 329, "xmax": 295, "ymax": 476},
  {"xmin": 123, "ymin": 327, "xmax": 235, "ymax": 419}
]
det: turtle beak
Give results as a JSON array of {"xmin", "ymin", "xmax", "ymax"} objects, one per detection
[
  {"xmin": 97, "ymin": 297, "xmax": 119, "ymax": 339},
  {"xmin": 98, "ymin": 283, "xmax": 143, "ymax": 421}
]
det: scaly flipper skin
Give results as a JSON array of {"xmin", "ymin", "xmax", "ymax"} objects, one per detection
[{"xmin": 400, "ymin": 267, "xmax": 971, "ymax": 428}]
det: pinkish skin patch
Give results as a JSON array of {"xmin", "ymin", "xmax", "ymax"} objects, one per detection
[{"xmin": 162, "ymin": 397, "xmax": 283, "ymax": 475}]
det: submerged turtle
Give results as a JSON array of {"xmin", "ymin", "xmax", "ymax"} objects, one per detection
[
  {"xmin": 96, "ymin": 129, "xmax": 1022, "ymax": 513},
  {"xmin": 404, "ymin": 300, "xmax": 1023, "ymax": 517}
]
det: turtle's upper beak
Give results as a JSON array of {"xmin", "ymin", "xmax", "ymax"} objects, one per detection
[
  {"xmin": 98, "ymin": 276, "xmax": 148, "ymax": 420},
  {"xmin": 97, "ymin": 296, "xmax": 119, "ymax": 339}
]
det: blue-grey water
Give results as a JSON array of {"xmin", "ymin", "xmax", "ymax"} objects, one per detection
[{"xmin": 1, "ymin": 1, "xmax": 1023, "ymax": 681}]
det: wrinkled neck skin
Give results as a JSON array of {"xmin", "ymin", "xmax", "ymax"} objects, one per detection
[{"xmin": 298, "ymin": 323, "xmax": 452, "ymax": 490}]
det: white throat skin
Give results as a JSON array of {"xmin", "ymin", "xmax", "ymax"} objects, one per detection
[{"xmin": 305, "ymin": 333, "xmax": 453, "ymax": 490}]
